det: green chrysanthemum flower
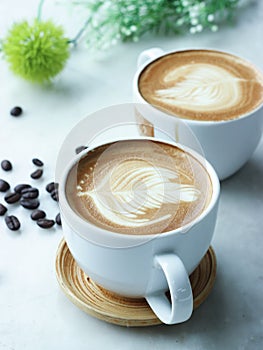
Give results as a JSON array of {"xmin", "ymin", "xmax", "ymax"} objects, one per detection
[{"xmin": 3, "ymin": 20, "xmax": 70, "ymax": 83}]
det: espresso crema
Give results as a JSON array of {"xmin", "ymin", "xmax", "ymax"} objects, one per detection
[
  {"xmin": 66, "ymin": 140, "xmax": 212, "ymax": 235},
  {"xmin": 139, "ymin": 50, "xmax": 263, "ymax": 121}
]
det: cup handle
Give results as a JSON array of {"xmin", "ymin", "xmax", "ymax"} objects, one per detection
[
  {"xmin": 146, "ymin": 254, "xmax": 193, "ymax": 325},
  {"xmin": 137, "ymin": 48, "xmax": 165, "ymax": 69}
]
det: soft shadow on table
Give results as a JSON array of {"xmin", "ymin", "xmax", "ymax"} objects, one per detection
[
  {"xmin": 38, "ymin": 78, "xmax": 94, "ymax": 99},
  {"xmin": 220, "ymin": 156, "xmax": 263, "ymax": 198},
  {"xmin": 104, "ymin": 269, "xmax": 259, "ymax": 349},
  {"xmin": 102, "ymin": 271, "xmax": 239, "ymax": 347}
]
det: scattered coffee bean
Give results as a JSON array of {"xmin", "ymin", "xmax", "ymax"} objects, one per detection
[
  {"xmin": 51, "ymin": 189, "xmax": 59, "ymax": 202},
  {"xmin": 31, "ymin": 209, "xmax": 46, "ymax": 221},
  {"xmin": 4, "ymin": 192, "xmax": 21, "ymax": 204},
  {"xmin": 14, "ymin": 184, "xmax": 32, "ymax": 193},
  {"xmin": 21, "ymin": 187, "xmax": 35, "ymax": 194},
  {"xmin": 37, "ymin": 219, "xmax": 55, "ymax": 229},
  {"xmin": 46, "ymin": 182, "xmax": 55, "ymax": 193},
  {"xmin": 32, "ymin": 158, "xmax": 44, "ymax": 167},
  {"xmin": 10, "ymin": 106, "xmax": 23, "ymax": 117},
  {"xmin": 55, "ymin": 213, "xmax": 62, "ymax": 226},
  {"xmin": 30, "ymin": 169, "xmax": 43, "ymax": 179},
  {"xmin": 0, "ymin": 203, "xmax": 7, "ymax": 216},
  {"xmin": 20, "ymin": 198, "xmax": 40, "ymax": 210},
  {"xmin": 5, "ymin": 215, "xmax": 21, "ymax": 231},
  {"xmin": 75, "ymin": 145, "xmax": 88, "ymax": 154},
  {"xmin": 0, "ymin": 179, "xmax": 10, "ymax": 192},
  {"xmin": 1, "ymin": 160, "xmax": 12, "ymax": 171},
  {"xmin": 0, "ymin": 157, "xmax": 62, "ymax": 233},
  {"xmin": 21, "ymin": 187, "xmax": 39, "ymax": 199}
]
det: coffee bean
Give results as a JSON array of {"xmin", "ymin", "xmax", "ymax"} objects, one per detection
[
  {"xmin": 21, "ymin": 187, "xmax": 35, "ymax": 194},
  {"xmin": 32, "ymin": 158, "xmax": 44, "ymax": 167},
  {"xmin": 10, "ymin": 106, "xmax": 23, "ymax": 117},
  {"xmin": 4, "ymin": 192, "xmax": 21, "ymax": 204},
  {"xmin": 5, "ymin": 215, "xmax": 21, "ymax": 231},
  {"xmin": 14, "ymin": 184, "xmax": 31, "ymax": 194},
  {"xmin": 46, "ymin": 182, "xmax": 55, "ymax": 193},
  {"xmin": 51, "ymin": 189, "xmax": 59, "ymax": 202},
  {"xmin": 31, "ymin": 169, "xmax": 43, "ymax": 179},
  {"xmin": 37, "ymin": 219, "xmax": 55, "ymax": 229},
  {"xmin": 20, "ymin": 198, "xmax": 40, "ymax": 209},
  {"xmin": 0, "ymin": 203, "xmax": 7, "ymax": 216},
  {"xmin": 31, "ymin": 209, "xmax": 46, "ymax": 221},
  {"xmin": 75, "ymin": 145, "xmax": 88, "ymax": 154},
  {"xmin": 21, "ymin": 187, "xmax": 39, "ymax": 199},
  {"xmin": 0, "ymin": 179, "xmax": 10, "ymax": 192},
  {"xmin": 1, "ymin": 160, "xmax": 12, "ymax": 171},
  {"xmin": 55, "ymin": 213, "xmax": 62, "ymax": 226}
]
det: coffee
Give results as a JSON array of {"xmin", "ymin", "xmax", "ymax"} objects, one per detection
[
  {"xmin": 66, "ymin": 140, "xmax": 212, "ymax": 235},
  {"xmin": 139, "ymin": 50, "xmax": 263, "ymax": 121}
]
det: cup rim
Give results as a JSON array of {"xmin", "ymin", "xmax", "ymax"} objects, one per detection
[
  {"xmin": 59, "ymin": 136, "xmax": 220, "ymax": 245},
  {"xmin": 133, "ymin": 47, "xmax": 263, "ymax": 125}
]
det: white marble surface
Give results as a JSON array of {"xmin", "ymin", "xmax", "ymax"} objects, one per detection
[{"xmin": 0, "ymin": 1, "xmax": 263, "ymax": 349}]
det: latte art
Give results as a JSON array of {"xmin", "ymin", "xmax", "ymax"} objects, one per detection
[
  {"xmin": 66, "ymin": 140, "xmax": 212, "ymax": 235},
  {"xmin": 77, "ymin": 159, "xmax": 200, "ymax": 228},
  {"xmin": 155, "ymin": 64, "xmax": 242, "ymax": 112},
  {"xmin": 139, "ymin": 50, "xmax": 263, "ymax": 121}
]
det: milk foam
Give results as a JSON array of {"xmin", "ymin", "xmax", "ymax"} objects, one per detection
[
  {"xmin": 154, "ymin": 64, "xmax": 242, "ymax": 112},
  {"xmin": 67, "ymin": 140, "xmax": 212, "ymax": 234},
  {"xmin": 139, "ymin": 50, "xmax": 263, "ymax": 121},
  {"xmin": 77, "ymin": 159, "xmax": 200, "ymax": 228}
]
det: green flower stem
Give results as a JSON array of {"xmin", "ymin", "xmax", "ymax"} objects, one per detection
[
  {"xmin": 37, "ymin": 0, "xmax": 45, "ymax": 21},
  {"xmin": 68, "ymin": 17, "xmax": 92, "ymax": 46}
]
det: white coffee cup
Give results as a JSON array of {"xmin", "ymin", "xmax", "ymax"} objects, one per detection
[
  {"xmin": 58, "ymin": 136, "xmax": 220, "ymax": 325},
  {"xmin": 133, "ymin": 48, "xmax": 263, "ymax": 180}
]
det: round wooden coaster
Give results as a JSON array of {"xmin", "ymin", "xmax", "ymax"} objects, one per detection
[{"xmin": 55, "ymin": 240, "xmax": 216, "ymax": 327}]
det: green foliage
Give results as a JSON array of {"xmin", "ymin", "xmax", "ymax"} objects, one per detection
[
  {"xmin": 71, "ymin": 0, "xmax": 240, "ymax": 49},
  {"xmin": 3, "ymin": 20, "xmax": 70, "ymax": 83}
]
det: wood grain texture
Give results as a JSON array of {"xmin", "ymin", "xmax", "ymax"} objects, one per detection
[{"xmin": 55, "ymin": 239, "xmax": 216, "ymax": 327}]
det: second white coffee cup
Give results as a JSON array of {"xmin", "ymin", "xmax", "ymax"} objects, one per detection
[{"xmin": 133, "ymin": 48, "xmax": 263, "ymax": 180}]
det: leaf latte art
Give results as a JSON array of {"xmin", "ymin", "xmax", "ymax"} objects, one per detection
[
  {"xmin": 139, "ymin": 50, "xmax": 263, "ymax": 121},
  {"xmin": 77, "ymin": 159, "xmax": 200, "ymax": 228},
  {"xmin": 154, "ymin": 64, "xmax": 242, "ymax": 112},
  {"xmin": 66, "ymin": 140, "xmax": 212, "ymax": 235}
]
